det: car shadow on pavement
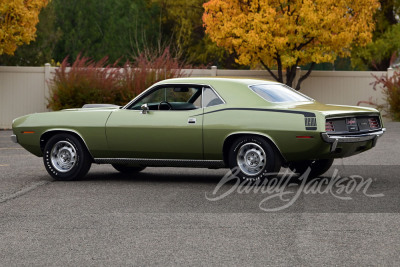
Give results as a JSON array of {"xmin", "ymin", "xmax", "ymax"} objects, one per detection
[
  {"xmin": 79, "ymin": 167, "xmax": 326, "ymax": 186},
  {"xmin": 80, "ymin": 168, "xmax": 227, "ymax": 184}
]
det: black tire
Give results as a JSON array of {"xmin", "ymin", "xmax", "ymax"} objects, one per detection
[
  {"xmin": 228, "ymin": 136, "xmax": 281, "ymax": 182},
  {"xmin": 112, "ymin": 164, "xmax": 146, "ymax": 174},
  {"xmin": 289, "ymin": 159, "xmax": 334, "ymax": 179},
  {"xmin": 43, "ymin": 133, "xmax": 92, "ymax": 181}
]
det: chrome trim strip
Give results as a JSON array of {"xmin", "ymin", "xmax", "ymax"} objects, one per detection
[
  {"xmin": 321, "ymin": 128, "xmax": 385, "ymax": 144},
  {"xmin": 11, "ymin": 134, "xmax": 18, "ymax": 143},
  {"xmin": 94, "ymin": 158, "xmax": 226, "ymax": 168}
]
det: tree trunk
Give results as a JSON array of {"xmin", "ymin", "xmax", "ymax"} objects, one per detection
[
  {"xmin": 261, "ymin": 60, "xmax": 315, "ymax": 90},
  {"xmin": 295, "ymin": 62, "xmax": 315, "ymax": 90}
]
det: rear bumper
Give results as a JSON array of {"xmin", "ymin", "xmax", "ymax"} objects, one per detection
[{"xmin": 321, "ymin": 128, "xmax": 385, "ymax": 152}]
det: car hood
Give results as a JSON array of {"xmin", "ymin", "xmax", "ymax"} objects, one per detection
[{"xmin": 277, "ymin": 101, "xmax": 379, "ymax": 117}]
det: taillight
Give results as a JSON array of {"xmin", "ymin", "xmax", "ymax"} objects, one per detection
[
  {"xmin": 368, "ymin": 117, "xmax": 380, "ymax": 129},
  {"xmin": 325, "ymin": 121, "xmax": 334, "ymax": 132}
]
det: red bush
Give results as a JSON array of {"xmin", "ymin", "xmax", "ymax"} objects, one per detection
[
  {"xmin": 48, "ymin": 48, "xmax": 191, "ymax": 110},
  {"xmin": 123, "ymin": 47, "xmax": 190, "ymax": 97},
  {"xmin": 360, "ymin": 71, "xmax": 400, "ymax": 121}
]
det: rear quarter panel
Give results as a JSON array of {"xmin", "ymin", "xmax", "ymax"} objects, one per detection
[{"xmin": 203, "ymin": 106, "xmax": 328, "ymax": 161}]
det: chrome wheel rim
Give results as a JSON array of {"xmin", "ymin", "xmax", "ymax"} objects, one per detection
[
  {"xmin": 50, "ymin": 141, "xmax": 77, "ymax": 173},
  {"xmin": 236, "ymin": 142, "xmax": 267, "ymax": 176}
]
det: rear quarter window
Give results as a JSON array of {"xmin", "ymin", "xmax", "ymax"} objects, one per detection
[{"xmin": 250, "ymin": 84, "xmax": 313, "ymax": 103}]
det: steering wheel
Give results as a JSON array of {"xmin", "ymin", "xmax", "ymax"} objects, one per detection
[{"xmin": 158, "ymin": 101, "xmax": 173, "ymax": 110}]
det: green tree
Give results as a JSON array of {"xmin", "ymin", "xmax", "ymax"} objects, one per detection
[
  {"xmin": 1, "ymin": 0, "xmax": 238, "ymax": 67},
  {"xmin": 351, "ymin": 0, "xmax": 400, "ymax": 70},
  {"xmin": 151, "ymin": 0, "xmax": 237, "ymax": 67},
  {"xmin": 53, "ymin": 0, "xmax": 161, "ymax": 63}
]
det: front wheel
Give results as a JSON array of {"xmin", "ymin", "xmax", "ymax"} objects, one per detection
[
  {"xmin": 228, "ymin": 136, "xmax": 281, "ymax": 182},
  {"xmin": 288, "ymin": 159, "xmax": 334, "ymax": 179},
  {"xmin": 43, "ymin": 133, "xmax": 92, "ymax": 181}
]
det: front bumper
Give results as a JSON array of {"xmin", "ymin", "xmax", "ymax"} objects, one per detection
[
  {"xmin": 321, "ymin": 128, "xmax": 386, "ymax": 152},
  {"xmin": 11, "ymin": 134, "xmax": 18, "ymax": 143}
]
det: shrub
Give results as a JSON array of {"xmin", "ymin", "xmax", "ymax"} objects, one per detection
[
  {"xmin": 123, "ymin": 47, "xmax": 190, "ymax": 97},
  {"xmin": 48, "ymin": 47, "xmax": 190, "ymax": 110},
  {"xmin": 359, "ymin": 71, "xmax": 400, "ymax": 121},
  {"xmin": 48, "ymin": 55, "xmax": 123, "ymax": 110}
]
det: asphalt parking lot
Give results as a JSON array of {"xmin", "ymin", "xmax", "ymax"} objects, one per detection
[{"xmin": 1, "ymin": 123, "xmax": 400, "ymax": 266}]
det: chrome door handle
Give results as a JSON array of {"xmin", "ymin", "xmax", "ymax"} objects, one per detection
[{"xmin": 188, "ymin": 118, "xmax": 196, "ymax": 124}]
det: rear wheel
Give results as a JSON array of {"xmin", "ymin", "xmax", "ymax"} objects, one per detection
[
  {"xmin": 43, "ymin": 133, "xmax": 92, "ymax": 181},
  {"xmin": 289, "ymin": 159, "xmax": 334, "ymax": 179},
  {"xmin": 228, "ymin": 136, "xmax": 281, "ymax": 182},
  {"xmin": 112, "ymin": 164, "xmax": 146, "ymax": 174}
]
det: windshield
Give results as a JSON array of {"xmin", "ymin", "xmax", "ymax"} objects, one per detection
[{"xmin": 250, "ymin": 84, "xmax": 313, "ymax": 103}]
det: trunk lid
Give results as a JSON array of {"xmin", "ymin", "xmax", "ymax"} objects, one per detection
[{"xmin": 279, "ymin": 101, "xmax": 379, "ymax": 117}]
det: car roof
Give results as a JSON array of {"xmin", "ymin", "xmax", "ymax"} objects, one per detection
[
  {"xmin": 155, "ymin": 77, "xmax": 281, "ymax": 107},
  {"xmin": 157, "ymin": 77, "xmax": 280, "ymax": 87}
]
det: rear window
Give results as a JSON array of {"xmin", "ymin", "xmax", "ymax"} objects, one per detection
[{"xmin": 250, "ymin": 84, "xmax": 313, "ymax": 103}]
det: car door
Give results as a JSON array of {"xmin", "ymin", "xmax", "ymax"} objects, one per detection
[{"xmin": 105, "ymin": 85, "xmax": 204, "ymax": 159}]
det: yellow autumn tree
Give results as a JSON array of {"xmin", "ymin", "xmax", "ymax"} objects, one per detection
[
  {"xmin": 0, "ymin": 0, "xmax": 49, "ymax": 56},
  {"xmin": 203, "ymin": 0, "xmax": 380, "ymax": 90}
]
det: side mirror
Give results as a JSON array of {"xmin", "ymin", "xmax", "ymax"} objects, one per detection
[{"xmin": 141, "ymin": 104, "xmax": 149, "ymax": 114}]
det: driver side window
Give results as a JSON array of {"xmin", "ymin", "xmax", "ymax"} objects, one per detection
[
  {"xmin": 130, "ymin": 86, "xmax": 202, "ymax": 110},
  {"xmin": 140, "ymin": 89, "xmax": 165, "ymax": 104}
]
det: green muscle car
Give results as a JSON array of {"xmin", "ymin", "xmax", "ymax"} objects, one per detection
[{"xmin": 11, "ymin": 77, "xmax": 385, "ymax": 181}]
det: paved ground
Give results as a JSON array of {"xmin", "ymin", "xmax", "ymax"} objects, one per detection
[{"xmin": 0, "ymin": 124, "xmax": 399, "ymax": 266}]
